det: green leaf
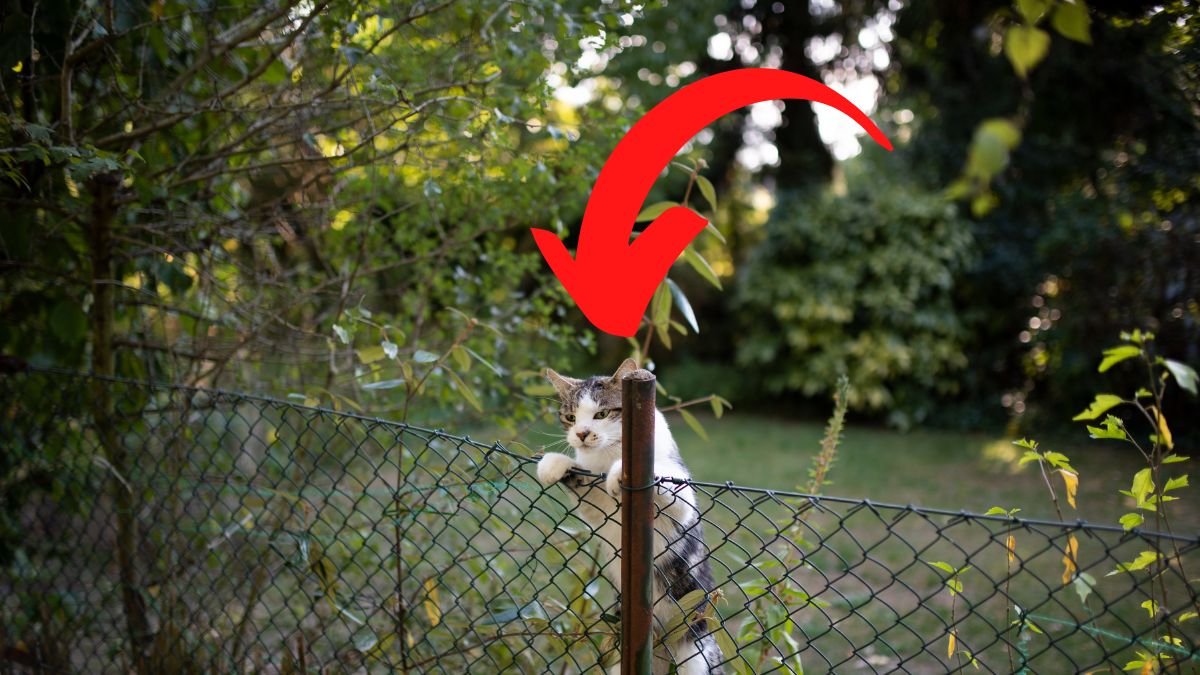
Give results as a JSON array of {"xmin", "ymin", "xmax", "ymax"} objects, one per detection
[
  {"xmin": 671, "ymin": 589, "xmax": 709, "ymax": 621},
  {"xmin": 704, "ymin": 221, "xmax": 727, "ymax": 244},
  {"xmin": 412, "ymin": 349, "xmax": 438, "ymax": 363},
  {"xmin": 332, "ymin": 324, "xmax": 350, "ymax": 344},
  {"xmin": 710, "ymin": 397, "xmax": 724, "ymax": 418},
  {"xmin": 451, "ymin": 345, "xmax": 471, "ymax": 372},
  {"xmin": 1130, "ymin": 468, "xmax": 1154, "ymax": 505},
  {"xmin": 1072, "ymin": 571, "xmax": 1096, "ymax": 606},
  {"xmin": 1141, "ymin": 599, "xmax": 1158, "ymax": 620},
  {"xmin": 926, "ymin": 560, "xmax": 956, "ymax": 574},
  {"xmin": 381, "ymin": 340, "xmax": 398, "ymax": 360},
  {"xmin": 1018, "ymin": 450, "xmax": 1042, "ymax": 467},
  {"xmin": 1017, "ymin": 0, "xmax": 1051, "ymax": 23},
  {"xmin": 1072, "ymin": 394, "xmax": 1123, "ymax": 421},
  {"xmin": 1042, "ymin": 451, "xmax": 1073, "ymax": 470},
  {"xmin": 1107, "ymin": 550, "xmax": 1160, "ymax": 576},
  {"xmin": 980, "ymin": 118, "xmax": 1022, "ymax": 148},
  {"xmin": 655, "ymin": 317, "xmax": 672, "ymax": 349},
  {"xmin": 713, "ymin": 631, "xmax": 738, "ymax": 674},
  {"xmin": 1163, "ymin": 475, "xmax": 1188, "ymax": 492},
  {"xmin": 357, "ymin": 345, "xmax": 387, "ymax": 364},
  {"xmin": 1004, "ymin": 25, "xmax": 1051, "ymax": 78},
  {"xmin": 1098, "ymin": 345, "xmax": 1140, "ymax": 372},
  {"xmin": 683, "ymin": 246, "xmax": 723, "ymax": 290},
  {"xmin": 1162, "ymin": 454, "xmax": 1189, "ymax": 464},
  {"xmin": 696, "ymin": 175, "xmax": 718, "ymax": 213},
  {"xmin": 679, "ymin": 408, "xmax": 708, "ymax": 441},
  {"xmin": 1164, "ymin": 359, "xmax": 1198, "ymax": 395},
  {"xmin": 635, "ymin": 201, "xmax": 677, "ymax": 223},
  {"xmin": 445, "ymin": 368, "xmax": 482, "ymax": 412},
  {"xmin": 1086, "ymin": 416, "xmax": 1127, "ymax": 441},
  {"xmin": 664, "ymin": 277, "xmax": 699, "ymax": 334},
  {"xmin": 966, "ymin": 119, "xmax": 1020, "ymax": 179},
  {"xmin": 461, "ymin": 346, "xmax": 501, "ymax": 376},
  {"xmin": 1051, "ymin": 0, "xmax": 1092, "ymax": 44},
  {"xmin": 652, "ymin": 281, "xmax": 672, "ymax": 329},
  {"xmin": 1119, "ymin": 513, "xmax": 1144, "ymax": 531},
  {"xmin": 361, "ymin": 378, "xmax": 406, "ymax": 391},
  {"xmin": 971, "ymin": 191, "xmax": 1000, "ymax": 217}
]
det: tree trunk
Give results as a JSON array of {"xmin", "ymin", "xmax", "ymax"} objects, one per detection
[{"xmin": 88, "ymin": 174, "xmax": 149, "ymax": 669}]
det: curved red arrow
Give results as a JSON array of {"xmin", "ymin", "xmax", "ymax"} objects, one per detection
[{"xmin": 531, "ymin": 68, "xmax": 892, "ymax": 337}]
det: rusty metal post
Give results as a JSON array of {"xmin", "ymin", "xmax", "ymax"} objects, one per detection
[{"xmin": 621, "ymin": 369, "xmax": 655, "ymax": 675}]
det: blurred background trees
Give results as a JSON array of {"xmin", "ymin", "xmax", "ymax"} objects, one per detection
[{"xmin": 1, "ymin": 0, "xmax": 1196, "ymax": 437}]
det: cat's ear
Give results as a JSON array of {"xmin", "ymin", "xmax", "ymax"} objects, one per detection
[
  {"xmin": 610, "ymin": 358, "xmax": 639, "ymax": 383},
  {"xmin": 544, "ymin": 368, "xmax": 581, "ymax": 398}
]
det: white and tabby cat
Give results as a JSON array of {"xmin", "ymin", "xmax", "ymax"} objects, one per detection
[{"xmin": 536, "ymin": 359, "xmax": 725, "ymax": 675}]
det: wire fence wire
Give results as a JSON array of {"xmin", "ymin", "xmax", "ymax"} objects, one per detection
[{"xmin": 0, "ymin": 369, "xmax": 1197, "ymax": 674}]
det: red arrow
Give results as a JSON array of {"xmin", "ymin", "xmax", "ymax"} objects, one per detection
[{"xmin": 531, "ymin": 68, "xmax": 892, "ymax": 337}]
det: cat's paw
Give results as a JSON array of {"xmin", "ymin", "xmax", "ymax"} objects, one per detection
[
  {"xmin": 604, "ymin": 459, "xmax": 623, "ymax": 498},
  {"xmin": 536, "ymin": 452, "xmax": 576, "ymax": 487}
]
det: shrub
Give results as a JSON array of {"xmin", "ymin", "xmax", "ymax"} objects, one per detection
[{"xmin": 735, "ymin": 180, "xmax": 973, "ymax": 427}]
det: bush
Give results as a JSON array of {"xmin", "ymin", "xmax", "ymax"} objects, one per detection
[{"xmin": 735, "ymin": 180, "xmax": 973, "ymax": 428}]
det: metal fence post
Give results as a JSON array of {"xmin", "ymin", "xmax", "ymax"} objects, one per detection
[{"xmin": 621, "ymin": 369, "xmax": 656, "ymax": 675}]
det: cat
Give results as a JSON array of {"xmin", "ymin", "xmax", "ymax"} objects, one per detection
[{"xmin": 535, "ymin": 358, "xmax": 726, "ymax": 675}]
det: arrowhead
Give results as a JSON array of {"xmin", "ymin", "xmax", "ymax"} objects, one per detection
[
  {"xmin": 531, "ymin": 206, "xmax": 708, "ymax": 337},
  {"xmin": 531, "ymin": 227, "xmax": 637, "ymax": 336}
]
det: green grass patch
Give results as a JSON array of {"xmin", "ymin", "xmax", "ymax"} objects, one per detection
[{"xmin": 666, "ymin": 411, "xmax": 1199, "ymax": 532}]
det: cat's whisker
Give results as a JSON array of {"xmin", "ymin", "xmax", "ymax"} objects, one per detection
[{"xmin": 528, "ymin": 429, "xmax": 565, "ymax": 437}]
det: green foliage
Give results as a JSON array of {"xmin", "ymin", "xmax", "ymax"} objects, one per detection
[
  {"xmin": 952, "ymin": 0, "xmax": 1093, "ymax": 213},
  {"xmin": 1006, "ymin": 331, "xmax": 1194, "ymax": 669},
  {"xmin": 0, "ymin": 0, "xmax": 671, "ymax": 433},
  {"xmin": 894, "ymin": 1, "xmax": 1200, "ymax": 432},
  {"xmin": 1004, "ymin": 24, "xmax": 1051, "ymax": 78},
  {"xmin": 735, "ymin": 177, "xmax": 973, "ymax": 427}
]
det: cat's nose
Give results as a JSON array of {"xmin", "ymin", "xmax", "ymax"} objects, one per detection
[{"xmin": 576, "ymin": 430, "xmax": 589, "ymax": 441}]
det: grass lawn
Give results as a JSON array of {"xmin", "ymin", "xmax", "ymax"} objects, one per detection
[{"xmin": 666, "ymin": 410, "xmax": 1199, "ymax": 533}]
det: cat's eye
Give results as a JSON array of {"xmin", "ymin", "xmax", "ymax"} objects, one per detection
[
  {"xmin": 595, "ymin": 410, "xmax": 608, "ymax": 419},
  {"xmin": 564, "ymin": 413, "xmax": 575, "ymax": 422}
]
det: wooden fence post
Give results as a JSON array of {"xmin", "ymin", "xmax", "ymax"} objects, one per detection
[{"xmin": 621, "ymin": 369, "xmax": 656, "ymax": 675}]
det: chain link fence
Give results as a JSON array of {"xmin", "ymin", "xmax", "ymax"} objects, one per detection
[{"xmin": 1, "ymin": 368, "xmax": 1197, "ymax": 673}]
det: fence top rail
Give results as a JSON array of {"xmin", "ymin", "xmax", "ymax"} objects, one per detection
[{"xmin": 11, "ymin": 365, "xmax": 1198, "ymax": 545}]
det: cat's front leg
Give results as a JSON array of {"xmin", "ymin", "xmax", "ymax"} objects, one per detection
[
  {"xmin": 536, "ymin": 452, "xmax": 577, "ymax": 487},
  {"xmin": 604, "ymin": 458, "xmax": 623, "ymax": 498}
]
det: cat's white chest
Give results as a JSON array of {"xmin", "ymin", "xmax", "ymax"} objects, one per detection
[{"xmin": 572, "ymin": 485, "xmax": 623, "ymax": 584}]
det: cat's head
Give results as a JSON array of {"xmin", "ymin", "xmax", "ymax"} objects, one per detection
[{"xmin": 544, "ymin": 358, "xmax": 638, "ymax": 452}]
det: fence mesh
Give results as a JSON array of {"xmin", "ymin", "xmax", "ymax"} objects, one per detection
[{"xmin": 1, "ymin": 369, "xmax": 1197, "ymax": 674}]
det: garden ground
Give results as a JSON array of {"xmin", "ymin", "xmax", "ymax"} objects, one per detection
[{"xmin": 651, "ymin": 412, "xmax": 1198, "ymax": 533}]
